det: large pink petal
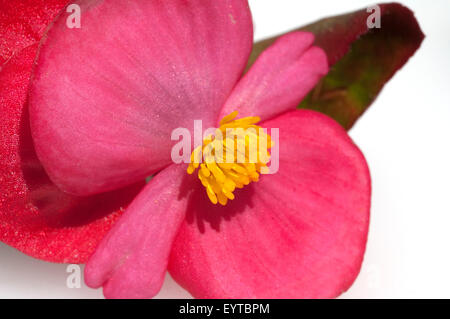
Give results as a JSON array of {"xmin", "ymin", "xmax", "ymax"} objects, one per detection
[
  {"xmin": 85, "ymin": 164, "xmax": 191, "ymax": 299},
  {"xmin": 0, "ymin": 0, "xmax": 144, "ymax": 264},
  {"xmin": 30, "ymin": 0, "xmax": 253, "ymax": 196},
  {"xmin": 169, "ymin": 110, "xmax": 371, "ymax": 298},
  {"xmin": 0, "ymin": 44, "xmax": 144, "ymax": 263},
  {"xmin": 218, "ymin": 32, "xmax": 328, "ymax": 123}
]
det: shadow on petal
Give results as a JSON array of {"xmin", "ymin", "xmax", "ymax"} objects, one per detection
[{"xmin": 178, "ymin": 172, "xmax": 256, "ymax": 233}]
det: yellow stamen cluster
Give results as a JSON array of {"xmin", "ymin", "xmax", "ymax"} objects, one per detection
[{"xmin": 187, "ymin": 111, "xmax": 273, "ymax": 205}]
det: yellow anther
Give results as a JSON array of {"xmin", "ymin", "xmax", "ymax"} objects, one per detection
[
  {"xmin": 187, "ymin": 111, "xmax": 273, "ymax": 205},
  {"xmin": 219, "ymin": 111, "xmax": 239, "ymax": 126},
  {"xmin": 200, "ymin": 164, "xmax": 210, "ymax": 177}
]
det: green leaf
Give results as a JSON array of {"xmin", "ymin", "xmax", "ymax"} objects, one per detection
[{"xmin": 248, "ymin": 3, "xmax": 424, "ymax": 130}]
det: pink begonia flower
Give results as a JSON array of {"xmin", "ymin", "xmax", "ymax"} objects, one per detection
[{"xmin": 6, "ymin": 0, "xmax": 370, "ymax": 298}]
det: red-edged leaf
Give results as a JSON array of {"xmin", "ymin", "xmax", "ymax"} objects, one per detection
[
  {"xmin": 247, "ymin": 2, "xmax": 424, "ymax": 129},
  {"xmin": 0, "ymin": 0, "xmax": 144, "ymax": 263}
]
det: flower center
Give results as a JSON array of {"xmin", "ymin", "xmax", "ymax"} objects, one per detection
[{"xmin": 187, "ymin": 111, "xmax": 273, "ymax": 205}]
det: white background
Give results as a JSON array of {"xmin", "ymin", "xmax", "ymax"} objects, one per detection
[{"xmin": 1, "ymin": 0, "xmax": 449, "ymax": 298}]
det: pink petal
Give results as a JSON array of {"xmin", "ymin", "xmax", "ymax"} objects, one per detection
[
  {"xmin": 0, "ymin": 37, "xmax": 143, "ymax": 263},
  {"xmin": 218, "ymin": 32, "xmax": 328, "ymax": 122},
  {"xmin": 169, "ymin": 110, "xmax": 371, "ymax": 298},
  {"xmin": 85, "ymin": 164, "xmax": 191, "ymax": 299},
  {"xmin": 30, "ymin": 0, "xmax": 253, "ymax": 196}
]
